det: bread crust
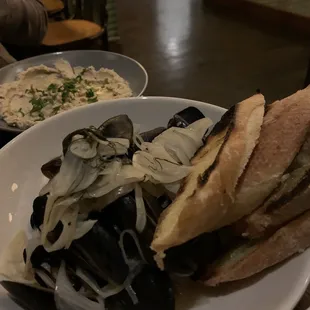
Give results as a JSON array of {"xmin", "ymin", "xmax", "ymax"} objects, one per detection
[
  {"xmin": 203, "ymin": 209, "xmax": 310, "ymax": 286},
  {"xmin": 238, "ymin": 166, "xmax": 310, "ymax": 238},
  {"xmin": 233, "ymin": 89, "xmax": 310, "ymax": 223},
  {"xmin": 236, "ymin": 131, "xmax": 310, "ymax": 238},
  {"xmin": 151, "ymin": 94, "xmax": 265, "ymax": 259}
]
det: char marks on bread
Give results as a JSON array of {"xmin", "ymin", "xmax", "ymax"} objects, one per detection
[
  {"xmin": 231, "ymin": 89, "xmax": 310, "ymax": 227},
  {"xmin": 151, "ymin": 94, "xmax": 265, "ymax": 265},
  {"xmin": 236, "ymin": 131, "xmax": 310, "ymax": 239}
]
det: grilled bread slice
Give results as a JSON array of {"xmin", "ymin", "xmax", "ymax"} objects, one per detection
[
  {"xmin": 191, "ymin": 104, "xmax": 235, "ymax": 166},
  {"xmin": 230, "ymin": 89, "xmax": 310, "ymax": 226},
  {"xmin": 203, "ymin": 209, "xmax": 310, "ymax": 286},
  {"xmin": 237, "ymin": 133, "xmax": 310, "ymax": 238},
  {"xmin": 242, "ymin": 170, "xmax": 310, "ymax": 238},
  {"xmin": 151, "ymin": 94, "xmax": 265, "ymax": 265}
]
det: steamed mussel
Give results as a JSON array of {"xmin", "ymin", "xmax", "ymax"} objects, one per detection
[{"xmin": 1, "ymin": 107, "xmax": 215, "ymax": 310}]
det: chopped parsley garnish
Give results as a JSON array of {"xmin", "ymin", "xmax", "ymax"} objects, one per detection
[
  {"xmin": 58, "ymin": 78, "xmax": 80, "ymax": 103},
  {"xmin": 86, "ymin": 88, "xmax": 98, "ymax": 103},
  {"xmin": 86, "ymin": 88, "xmax": 95, "ymax": 98},
  {"xmin": 47, "ymin": 83, "xmax": 58, "ymax": 92},
  {"xmin": 24, "ymin": 70, "xmax": 96, "ymax": 117},
  {"xmin": 87, "ymin": 97, "xmax": 98, "ymax": 103},
  {"xmin": 29, "ymin": 97, "xmax": 46, "ymax": 113}
]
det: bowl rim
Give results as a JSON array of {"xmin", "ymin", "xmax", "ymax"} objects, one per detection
[
  {"xmin": 0, "ymin": 50, "xmax": 149, "ymax": 133},
  {"xmin": 0, "ymin": 96, "xmax": 226, "ymax": 155},
  {"xmin": 0, "ymin": 96, "xmax": 310, "ymax": 310}
]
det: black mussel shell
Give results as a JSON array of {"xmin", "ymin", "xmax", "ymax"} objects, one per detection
[
  {"xmin": 129, "ymin": 127, "xmax": 166, "ymax": 158},
  {"xmin": 41, "ymin": 156, "xmax": 62, "ymax": 179},
  {"xmin": 164, "ymin": 232, "xmax": 221, "ymax": 277},
  {"xmin": 168, "ymin": 107, "xmax": 205, "ymax": 128},
  {"xmin": 163, "ymin": 227, "xmax": 243, "ymax": 280},
  {"xmin": 91, "ymin": 194, "xmax": 156, "ymax": 264},
  {"xmin": 68, "ymin": 220, "xmax": 129, "ymax": 285},
  {"xmin": 99, "ymin": 115, "xmax": 134, "ymax": 141},
  {"xmin": 62, "ymin": 128, "xmax": 90, "ymax": 155},
  {"xmin": 1, "ymin": 281, "xmax": 56, "ymax": 310},
  {"xmin": 30, "ymin": 194, "xmax": 48, "ymax": 230},
  {"xmin": 88, "ymin": 195, "xmax": 136, "ymax": 236},
  {"xmin": 106, "ymin": 265, "xmax": 174, "ymax": 310},
  {"xmin": 142, "ymin": 191, "xmax": 172, "ymax": 224},
  {"xmin": 29, "ymin": 245, "xmax": 63, "ymax": 268},
  {"xmin": 34, "ymin": 266, "xmax": 56, "ymax": 289},
  {"xmin": 140, "ymin": 127, "xmax": 166, "ymax": 142}
]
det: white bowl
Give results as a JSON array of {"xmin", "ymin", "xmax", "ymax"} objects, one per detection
[
  {"xmin": 0, "ymin": 97, "xmax": 309, "ymax": 310},
  {"xmin": 0, "ymin": 50, "xmax": 148, "ymax": 133}
]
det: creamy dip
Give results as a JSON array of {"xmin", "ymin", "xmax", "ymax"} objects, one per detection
[{"xmin": 0, "ymin": 59, "xmax": 133, "ymax": 129}]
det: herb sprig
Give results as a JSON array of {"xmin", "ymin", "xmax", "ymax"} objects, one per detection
[
  {"xmin": 23, "ymin": 68, "xmax": 97, "ymax": 118},
  {"xmin": 86, "ymin": 88, "xmax": 98, "ymax": 103}
]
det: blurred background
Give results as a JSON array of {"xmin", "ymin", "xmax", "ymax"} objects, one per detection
[
  {"xmin": 2, "ymin": 0, "xmax": 310, "ymax": 147},
  {"xmin": 4, "ymin": 0, "xmax": 310, "ymax": 107}
]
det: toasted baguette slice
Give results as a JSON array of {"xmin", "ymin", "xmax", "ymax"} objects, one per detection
[
  {"xmin": 241, "ymin": 170, "xmax": 310, "ymax": 238},
  {"xmin": 151, "ymin": 94, "xmax": 265, "ymax": 264},
  {"xmin": 191, "ymin": 104, "xmax": 235, "ymax": 165},
  {"xmin": 237, "ymin": 133, "xmax": 310, "ymax": 238},
  {"xmin": 230, "ymin": 89, "xmax": 310, "ymax": 225},
  {"xmin": 203, "ymin": 209, "xmax": 310, "ymax": 286}
]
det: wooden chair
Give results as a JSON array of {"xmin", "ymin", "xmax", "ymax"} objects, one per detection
[
  {"xmin": 42, "ymin": 19, "xmax": 103, "ymax": 46},
  {"xmin": 41, "ymin": 0, "xmax": 64, "ymax": 15},
  {"xmin": 3, "ymin": 1, "xmax": 106, "ymax": 60},
  {"xmin": 63, "ymin": 0, "xmax": 109, "ymax": 49}
]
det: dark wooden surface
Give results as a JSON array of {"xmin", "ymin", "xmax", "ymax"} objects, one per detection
[
  {"xmin": 1, "ymin": 1, "xmax": 310, "ymax": 307},
  {"xmin": 116, "ymin": 0, "xmax": 310, "ymax": 107},
  {"xmin": 114, "ymin": 0, "xmax": 310, "ymax": 309}
]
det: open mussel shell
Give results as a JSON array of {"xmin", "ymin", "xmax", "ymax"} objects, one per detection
[
  {"xmin": 1, "ymin": 281, "xmax": 56, "ymax": 310},
  {"xmin": 129, "ymin": 127, "xmax": 167, "ymax": 157},
  {"xmin": 90, "ymin": 194, "xmax": 157, "ymax": 264},
  {"xmin": 167, "ymin": 106, "xmax": 205, "ymax": 128},
  {"xmin": 140, "ymin": 127, "xmax": 166, "ymax": 143},
  {"xmin": 99, "ymin": 115, "xmax": 134, "ymax": 140},
  {"xmin": 28, "ymin": 245, "xmax": 63, "ymax": 269},
  {"xmin": 62, "ymin": 129, "xmax": 90, "ymax": 155},
  {"xmin": 68, "ymin": 220, "xmax": 129, "ymax": 285},
  {"xmin": 41, "ymin": 157, "xmax": 62, "ymax": 179},
  {"xmin": 106, "ymin": 265, "xmax": 175, "ymax": 310}
]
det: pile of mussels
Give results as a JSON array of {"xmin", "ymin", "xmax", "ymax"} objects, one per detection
[{"xmin": 0, "ymin": 107, "xmax": 232, "ymax": 310}]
